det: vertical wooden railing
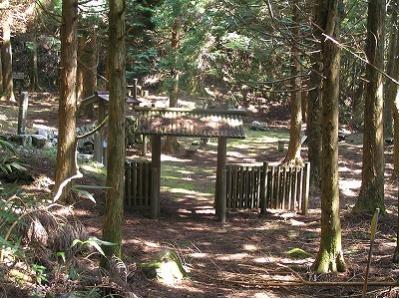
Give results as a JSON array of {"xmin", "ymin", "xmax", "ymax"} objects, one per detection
[
  {"xmin": 124, "ymin": 160, "xmax": 152, "ymax": 209},
  {"xmin": 225, "ymin": 162, "xmax": 310, "ymax": 214}
]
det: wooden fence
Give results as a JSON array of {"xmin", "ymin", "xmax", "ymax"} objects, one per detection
[
  {"xmin": 124, "ymin": 160, "xmax": 310, "ymax": 216},
  {"xmin": 124, "ymin": 160, "xmax": 152, "ymax": 208},
  {"xmin": 225, "ymin": 162, "xmax": 310, "ymax": 214}
]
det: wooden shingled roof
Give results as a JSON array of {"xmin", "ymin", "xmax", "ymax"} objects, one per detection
[{"xmin": 135, "ymin": 107, "xmax": 246, "ymax": 139}]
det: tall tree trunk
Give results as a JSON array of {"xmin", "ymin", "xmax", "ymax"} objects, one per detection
[
  {"xmin": 313, "ymin": 0, "xmax": 345, "ymax": 273},
  {"xmin": 29, "ymin": 35, "xmax": 40, "ymax": 91},
  {"xmin": 351, "ymin": 79, "xmax": 364, "ymax": 130},
  {"xmin": 163, "ymin": 17, "xmax": 181, "ymax": 154},
  {"xmin": 383, "ymin": 7, "xmax": 398, "ymax": 141},
  {"xmin": 1, "ymin": 2, "xmax": 15, "ymax": 103},
  {"xmin": 284, "ymin": 0, "xmax": 302, "ymax": 164},
  {"xmin": 77, "ymin": 27, "xmax": 98, "ymax": 117},
  {"xmin": 353, "ymin": 0, "xmax": 386, "ymax": 214},
  {"xmin": 307, "ymin": 0, "xmax": 323, "ymax": 191},
  {"xmin": 0, "ymin": 49, "xmax": 3, "ymax": 96},
  {"xmin": 394, "ymin": 90, "xmax": 399, "ymax": 179},
  {"xmin": 102, "ymin": 0, "xmax": 126, "ymax": 260},
  {"xmin": 54, "ymin": 0, "xmax": 78, "ymax": 199}
]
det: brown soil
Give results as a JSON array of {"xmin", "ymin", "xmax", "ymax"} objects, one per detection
[{"xmin": 1, "ymin": 94, "xmax": 398, "ymax": 298}]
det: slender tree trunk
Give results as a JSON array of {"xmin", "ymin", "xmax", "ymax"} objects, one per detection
[
  {"xmin": 1, "ymin": 2, "xmax": 15, "ymax": 102},
  {"xmin": 351, "ymin": 79, "xmax": 364, "ymax": 130},
  {"xmin": 307, "ymin": 0, "xmax": 323, "ymax": 191},
  {"xmin": 383, "ymin": 8, "xmax": 398, "ymax": 141},
  {"xmin": 284, "ymin": 0, "xmax": 302, "ymax": 164},
  {"xmin": 102, "ymin": 0, "xmax": 126, "ymax": 260},
  {"xmin": 54, "ymin": 0, "xmax": 78, "ymax": 199},
  {"xmin": 29, "ymin": 35, "xmax": 40, "ymax": 91},
  {"xmin": 354, "ymin": 0, "xmax": 386, "ymax": 214},
  {"xmin": 313, "ymin": 0, "xmax": 345, "ymax": 273},
  {"xmin": 301, "ymin": 90, "xmax": 308, "ymax": 123},
  {"xmin": 163, "ymin": 17, "xmax": 181, "ymax": 154}
]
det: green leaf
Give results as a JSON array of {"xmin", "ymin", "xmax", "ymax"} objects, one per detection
[
  {"xmin": 10, "ymin": 162, "xmax": 27, "ymax": 171},
  {"xmin": 74, "ymin": 189, "xmax": 96, "ymax": 203}
]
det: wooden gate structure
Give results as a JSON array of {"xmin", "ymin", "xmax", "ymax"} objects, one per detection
[
  {"xmin": 132, "ymin": 107, "xmax": 246, "ymax": 222},
  {"xmin": 124, "ymin": 107, "xmax": 311, "ymax": 222}
]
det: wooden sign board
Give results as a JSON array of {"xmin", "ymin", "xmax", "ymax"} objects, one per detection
[{"xmin": 12, "ymin": 72, "xmax": 25, "ymax": 80}]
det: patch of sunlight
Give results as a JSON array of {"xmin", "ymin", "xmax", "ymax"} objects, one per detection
[
  {"xmin": 161, "ymin": 186, "xmax": 213, "ymax": 197},
  {"xmin": 229, "ymin": 128, "xmax": 289, "ymax": 147},
  {"xmin": 340, "ymin": 178, "xmax": 361, "ymax": 197},
  {"xmin": 81, "ymin": 162, "xmax": 106, "ymax": 179},
  {"xmin": 216, "ymin": 253, "xmax": 249, "ymax": 261},
  {"xmin": 187, "ymin": 252, "xmax": 209, "ymax": 259},
  {"xmin": 243, "ymin": 244, "xmax": 258, "ymax": 252},
  {"xmin": 161, "ymin": 154, "xmax": 191, "ymax": 163}
]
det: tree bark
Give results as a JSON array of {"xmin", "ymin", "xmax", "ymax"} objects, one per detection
[
  {"xmin": 163, "ymin": 17, "xmax": 181, "ymax": 154},
  {"xmin": 102, "ymin": 0, "xmax": 126, "ymax": 260},
  {"xmin": 54, "ymin": 0, "xmax": 78, "ymax": 200},
  {"xmin": 354, "ymin": 0, "xmax": 386, "ymax": 214},
  {"xmin": 1, "ymin": 2, "xmax": 15, "ymax": 102},
  {"xmin": 284, "ymin": 0, "xmax": 302, "ymax": 164},
  {"xmin": 77, "ymin": 27, "xmax": 98, "ymax": 117},
  {"xmin": 306, "ymin": 0, "xmax": 323, "ymax": 191},
  {"xmin": 29, "ymin": 35, "xmax": 40, "ymax": 91},
  {"xmin": 394, "ymin": 90, "xmax": 399, "ymax": 179},
  {"xmin": 383, "ymin": 6, "xmax": 398, "ymax": 140},
  {"xmin": 313, "ymin": 0, "xmax": 346, "ymax": 273},
  {"xmin": 0, "ymin": 48, "xmax": 3, "ymax": 96}
]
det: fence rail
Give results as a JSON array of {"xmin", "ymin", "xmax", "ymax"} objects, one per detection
[
  {"xmin": 124, "ymin": 160, "xmax": 152, "ymax": 208},
  {"xmin": 124, "ymin": 160, "xmax": 310, "ymax": 216},
  {"xmin": 226, "ymin": 162, "xmax": 310, "ymax": 214}
]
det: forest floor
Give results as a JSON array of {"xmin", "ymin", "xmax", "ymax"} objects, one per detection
[{"xmin": 0, "ymin": 93, "xmax": 398, "ymax": 298}]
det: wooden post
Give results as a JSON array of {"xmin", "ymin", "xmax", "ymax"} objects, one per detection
[
  {"xmin": 133, "ymin": 78, "xmax": 138, "ymax": 100},
  {"xmin": 17, "ymin": 92, "xmax": 29, "ymax": 135},
  {"xmin": 94, "ymin": 95, "xmax": 106, "ymax": 163},
  {"xmin": 141, "ymin": 134, "xmax": 147, "ymax": 156},
  {"xmin": 150, "ymin": 135, "xmax": 161, "ymax": 218},
  {"xmin": 301, "ymin": 162, "xmax": 310, "ymax": 215},
  {"xmin": 260, "ymin": 162, "xmax": 268, "ymax": 215},
  {"xmin": 215, "ymin": 137, "xmax": 227, "ymax": 222}
]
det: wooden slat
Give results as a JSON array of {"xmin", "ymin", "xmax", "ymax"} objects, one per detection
[
  {"xmin": 298, "ymin": 166, "xmax": 304, "ymax": 212},
  {"xmin": 138, "ymin": 162, "xmax": 143, "ymax": 206},
  {"xmin": 248, "ymin": 166, "xmax": 253, "ymax": 208},
  {"xmin": 226, "ymin": 166, "xmax": 232, "ymax": 208},
  {"xmin": 233, "ymin": 166, "xmax": 238, "ymax": 209},
  {"xmin": 282, "ymin": 167, "xmax": 287, "ymax": 210},
  {"xmin": 270, "ymin": 166, "xmax": 275, "ymax": 209},
  {"xmin": 302, "ymin": 162, "xmax": 310, "ymax": 215},
  {"xmin": 144, "ymin": 163, "xmax": 149, "ymax": 206},
  {"xmin": 126, "ymin": 162, "xmax": 132, "ymax": 208},
  {"xmin": 288, "ymin": 166, "xmax": 293, "ymax": 211},
  {"xmin": 132, "ymin": 161, "xmax": 137, "ymax": 206}
]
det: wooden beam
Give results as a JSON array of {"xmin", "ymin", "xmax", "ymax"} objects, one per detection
[
  {"xmin": 215, "ymin": 137, "xmax": 227, "ymax": 222},
  {"xmin": 17, "ymin": 92, "xmax": 29, "ymax": 135},
  {"xmin": 150, "ymin": 135, "xmax": 161, "ymax": 218}
]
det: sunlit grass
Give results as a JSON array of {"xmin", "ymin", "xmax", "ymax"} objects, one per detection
[{"xmin": 80, "ymin": 161, "xmax": 106, "ymax": 181}]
